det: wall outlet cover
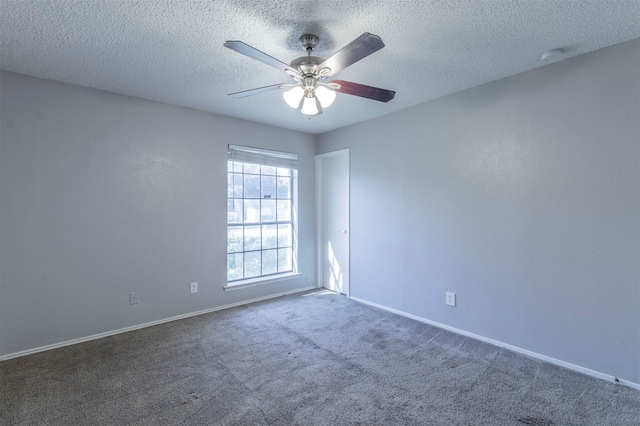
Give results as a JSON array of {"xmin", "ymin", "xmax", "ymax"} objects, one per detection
[
  {"xmin": 190, "ymin": 282, "xmax": 198, "ymax": 294},
  {"xmin": 446, "ymin": 291, "xmax": 456, "ymax": 307}
]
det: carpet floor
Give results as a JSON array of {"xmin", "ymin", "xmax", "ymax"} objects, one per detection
[{"xmin": 1, "ymin": 289, "xmax": 639, "ymax": 425}]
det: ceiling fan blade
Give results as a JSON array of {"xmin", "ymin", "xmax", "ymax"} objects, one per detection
[
  {"xmin": 330, "ymin": 80, "xmax": 395, "ymax": 103},
  {"xmin": 224, "ymin": 40, "xmax": 300, "ymax": 76},
  {"xmin": 229, "ymin": 83, "xmax": 294, "ymax": 98},
  {"xmin": 318, "ymin": 33, "xmax": 385, "ymax": 77}
]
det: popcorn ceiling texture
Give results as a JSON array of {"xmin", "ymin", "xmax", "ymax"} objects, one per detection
[{"xmin": 1, "ymin": 0, "xmax": 639, "ymax": 134}]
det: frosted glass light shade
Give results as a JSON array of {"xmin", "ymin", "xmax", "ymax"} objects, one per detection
[
  {"xmin": 315, "ymin": 86, "xmax": 336, "ymax": 108},
  {"xmin": 283, "ymin": 86, "xmax": 304, "ymax": 108},
  {"xmin": 301, "ymin": 95, "xmax": 319, "ymax": 116}
]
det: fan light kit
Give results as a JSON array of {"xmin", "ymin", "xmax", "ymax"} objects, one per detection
[{"xmin": 224, "ymin": 33, "xmax": 395, "ymax": 118}]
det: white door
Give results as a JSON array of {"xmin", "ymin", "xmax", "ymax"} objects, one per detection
[{"xmin": 316, "ymin": 149, "xmax": 350, "ymax": 295}]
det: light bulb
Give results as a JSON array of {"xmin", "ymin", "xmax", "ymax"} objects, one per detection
[
  {"xmin": 315, "ymin": 86, "xmax": 336, "ymax": 108},
  {"xmin": 283, "ymin": 86, "xmax": 304, "ymax": 109},
  {"xmin": 301, "ymin": 94, "xmax": 319, "ymax": 116}
]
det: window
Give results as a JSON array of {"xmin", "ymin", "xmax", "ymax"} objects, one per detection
[{"xmin": 227, "ymin": 145, "xmax": 298, "ymax": 284}]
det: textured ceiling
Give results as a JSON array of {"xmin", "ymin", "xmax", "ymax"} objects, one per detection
[{"xmin": 1, "ymin": 1, "xmax": 639, "ymax": 134}]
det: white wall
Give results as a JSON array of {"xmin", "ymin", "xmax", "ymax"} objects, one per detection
[
  {"xmin": 317, "ymin": 39, "xmax": 640, "ymax": 385},
  {"xmin": 0, "ymin": 71, "xmax": 316, "ymax": 357}
]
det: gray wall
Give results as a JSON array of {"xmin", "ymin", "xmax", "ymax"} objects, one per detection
[
  {"xmin": 2, "ymin": 38, "xmax": 639, "ymax": 386},
  {"xmin": 317, "ymin": 39, "xmax": 640, "ymax": 384},
  {"xmin": 0, "ymin": 71, "xmax": 315, "ymax": 356}
]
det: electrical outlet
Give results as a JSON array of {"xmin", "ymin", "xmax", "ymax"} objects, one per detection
[
  {"xmin": 446, "ymin": 291, "xmax": 456, "ymax": 307},
  {"xmin": 130, "ymin": 292, "xmax": 139, "ymax": 305},
  {"xmin": 190, "ymin": 282, "xmax": 198, "ymax": 294}
]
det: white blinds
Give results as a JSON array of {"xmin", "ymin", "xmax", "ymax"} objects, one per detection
[{"xmin": 228, "ymin": 144, "xmax": 298, "ymax": 170}]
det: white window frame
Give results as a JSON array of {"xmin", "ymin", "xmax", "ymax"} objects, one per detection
[{"xmin": 224, "ymin": 145, "xmax": 299, "ymax": 290}]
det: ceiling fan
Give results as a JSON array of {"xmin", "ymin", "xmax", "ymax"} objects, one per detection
[{"xmin": 223, "ymin": 33, "xmax": 395, "ymax": 118}]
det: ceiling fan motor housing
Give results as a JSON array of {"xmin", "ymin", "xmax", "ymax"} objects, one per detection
[
  {"xmin": 290, "ymin": 56, "xmax": 324, "ymax": 75},
  {"xmin": 290, "ymin": 34, "xmax": 325, "ymax": 76}
]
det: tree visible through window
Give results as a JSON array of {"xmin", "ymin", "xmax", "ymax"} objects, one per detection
[{"xmin": 227, "ymin": 145, "xmax": 297, "ymax": 283}]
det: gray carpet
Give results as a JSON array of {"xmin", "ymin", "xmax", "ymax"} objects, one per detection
[{"xmin": 1, "ymin": 289, "xmax": 639, "ymax": 425}]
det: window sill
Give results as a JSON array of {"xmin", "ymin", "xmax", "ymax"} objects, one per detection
[{"xmin": 224, "ymin": 272, "xmax": 301, "ymax": 291}]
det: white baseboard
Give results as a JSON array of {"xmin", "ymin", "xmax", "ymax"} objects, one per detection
[
  {"xmin": 350, "ymin": 296, "xmax": 640, "ymax": 392},
  {"xmin": 0, "ymin": 285, "xmax": 316, "ymax": 362}
]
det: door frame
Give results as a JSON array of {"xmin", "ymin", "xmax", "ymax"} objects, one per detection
[{"xmin": 315, "ymin": 149, "xmax": 350, "ymax": 296}]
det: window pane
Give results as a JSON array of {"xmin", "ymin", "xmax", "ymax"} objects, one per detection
[
  {"xmin": 261, "ymin": 165, "xmax": 276, "ymax": 175},
  {"xmin": 261, "ymin": 199, "xmax": 276, "ymax": 222},
  {"xmin": 277, "ymin": 167, "xmax": 290, "ymax": 177},
  {"xmin": 262, "ymin": 249, "xmax": 277, "ymax": 275},
  {"xmin": 277, "ymin": 200, "xmax": 291, "ymax": 222},
  {"xmin": 233, "ymin": 173, "xmax": 243, "ymax": 198},
  {"xmin": 244, "ymin": 225, "xmax": 261, "ymax": 251},
  {"xmin": 227, "ymin": 253, "xmax": 243, "ymax": 280},
  {"xmin": 227, "ymin": 173, "xmax": 233, "ymax": 197},
  {"xmin": 227, "ymin": 227, "xmax": 243, "ymax": 253},
  {"xmin": 262, "ymin": 225, "xmax": 277, "ymax": 249},
  {"xmin": 233, "ymin": 162, "xmax": 243, "ymax": 173},
  {"xmin": 277, "ymin": 176, "xmax": 291, "ymax": 199},
  {"xmin": 261, "ymin": 175, "xmax": 276, "ymax": 199},
  {"xmin": 243, "ymin": 199, "xmax": 260, "ymax": 223},
  {"xmin": 244, "ymin": 163, "xmax": 260, "ymax": 174},
  {"xmin": 278, "ymin": 248, "xmax": 292, "ymax": 272},
  {"xmin": 228, "ymin": 160, "xmax": 233, "ymax": 172},
  {"xmin": 228, "ymin": 199, "xmax": 243, "ymax": 223},
  {"xmin": 244, "ymin": 251, "xmax": 261, "ymax": 278},
  {"xmin": 278, "ymin": 224, "xmax": 292, "ymax": 247},
  {"xmin": 244, "ymin": 174, "xmax": 260, "ymax": 198}
]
